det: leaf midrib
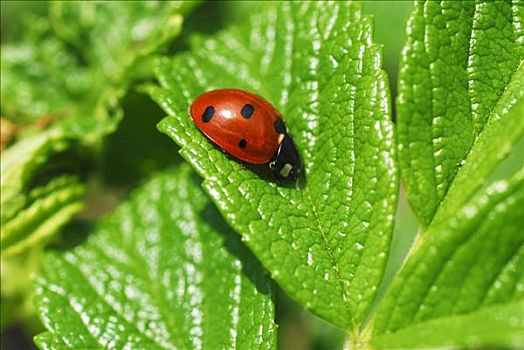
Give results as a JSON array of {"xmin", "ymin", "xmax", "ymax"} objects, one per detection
[{"xmin": 302, "ymin": 185, "xmax": 350, "ymax": 312}]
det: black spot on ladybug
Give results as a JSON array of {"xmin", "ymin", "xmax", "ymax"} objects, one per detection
[
  {"xmin": 202, "ymin": 106, "xmax": 215, "ymax": 122},
  {"xmin": 239, "ymin": 139, "xmax": 247, "ymax": 148},
  {"xmin": 274, "ymin": 118, "xmax": 286, "ymax": 134},
  {"xmin": 240, "ymin": 104, "xmax": 255, "ymax": 119}
]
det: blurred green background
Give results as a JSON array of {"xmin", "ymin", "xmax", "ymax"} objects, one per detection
[{"xmin": 0, "ymin": 1, "xmax": 415, "ymax": 349}]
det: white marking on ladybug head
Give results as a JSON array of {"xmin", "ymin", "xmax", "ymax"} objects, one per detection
[
  {"xmin": 278, "ymin": 134, "xmax": 285, "ymax": 144},
  {"xmin": 280, "ymin": 163, "xmax": 293, "ymax": 177}
]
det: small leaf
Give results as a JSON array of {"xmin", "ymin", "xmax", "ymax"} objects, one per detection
[
  {"xmin": 0, "ymin": 19, "xmax": 94, "ymax": 124},
  {"xmin": 150, "ymin": 2, "xmax": 397, "ymax": 328},
  {"xmin": 1, "ymin": 175, "xmax": 84, "ymax": 256},
  {"xmin": 50, "ymin": 1, "xmax": 198, "ymax": 81},
  {"xmin": 371, "ymin": 300, "xmax": 524, "ymax": 349},
  {"xmin": 372, "ymin": 169, "xmax": 524, "ymax": 345},
  {"xmin": 2, "ymin": 1, "xmax": 198, "ymax": 125},
  {"xmin": 0, "ymin": 128, "xmax": 91, "ymax": 257},
  {"xmin": 397, "ymin": 0, "xmax": 524, "ymax": 227},
  {"xmin": 34, "ymin": 165, "xmax": 276, "ymax": 349}
]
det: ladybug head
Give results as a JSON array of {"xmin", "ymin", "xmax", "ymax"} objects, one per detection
[{"xmin": 269, "ymin": 134, "xmax": 302, "ymax": 182}]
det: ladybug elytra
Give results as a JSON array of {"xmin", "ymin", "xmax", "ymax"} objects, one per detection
[{"xmin": 190, "ymin": 89, "xmax": 302, "ymax": 182}]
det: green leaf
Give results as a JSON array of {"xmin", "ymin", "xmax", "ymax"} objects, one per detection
[
  {"xmin": 50, "ymin": 1, "xmax": 198, "ymax": 81},
  {"xmin": 372, "ymin": 169, "xmax": 524, "ymax": 345},
  {"xmin": 397, "ymin": 0, "xmax": 524, "ymax": 227},
  {"xmin": 1, "ymin": 175, "xmax": 84, "ymax": 256},
  {"xmin": 150, "ymin": 2, "xmax": 397, "ymax": 329},
  {"xmin": 1, "ymin": 1, "xmax": 197, "ymax": 330},
  {"xmin": 371, "ymin": 300, "xmax": 524, "ymax": 349},
  {"xmin": 0, "ymin": 127, "xmax": 99, "ymax": 327},
  {"xmin": 370, "ymin": 3, "xmax": 524, "ymax": 347},
  {"xmin": 433, "ymin": 65, "xmax": 524, "ymax": 227},
  {"xmin": 0, "ymin": 128, "xmax": 90, "ymax": 256},
  {"xmin": 0, "ymin": 14, "xmax": 112, "ymax": 261},
  {"xmin": 2, "ymin": 1, "xmax": 198, "ymax": 124},
  {"xmin": 1, "ymin": 0, "xmax": 196, "ymax": 261},
  {"xmin": 34, "ymin": 165, "xmax": 276, "ymax": 349},
  {"xmin": 0, "ymin": 19, "xmax": 95, "ymax": 124}
]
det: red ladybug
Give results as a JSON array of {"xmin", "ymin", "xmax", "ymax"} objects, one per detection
[{"xmin": 190, "ymin": 89, "xmax": 301, "ymax": 181}]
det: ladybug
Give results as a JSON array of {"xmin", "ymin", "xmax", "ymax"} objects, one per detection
[{"xmin": 190, "ymin": 89, "xmax": 301, "ymax": 181}]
